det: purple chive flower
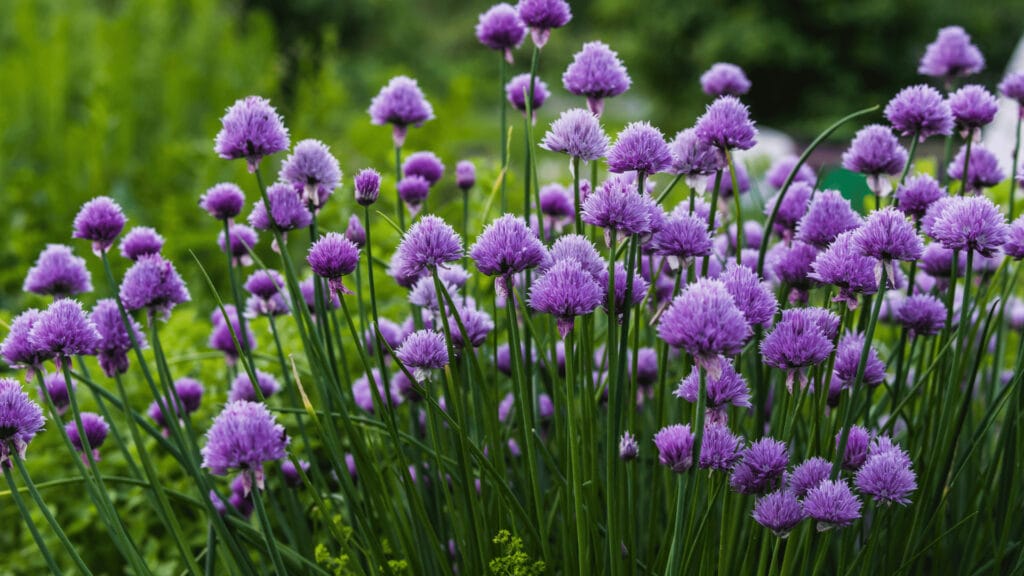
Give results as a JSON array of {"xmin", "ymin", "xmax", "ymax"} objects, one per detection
[
  {"xmin": 1005, "ymin": 216, "xmax": 1024, "ymax": 260},
  {"xmin": 562, "ymin": 41, "xmax": 631, "ymax": 116},
  {"xmin": 947, "ymin": 144, "xmax": 1005, "ymax": 193},
  {"xmin": 896, "ymin": 294, "xmax": 947, "ymax": 337},
  {"xmin": 837, "ymin": 425, "xmax": 871, "ymax": 471},
  {"xmin": 699, "ymin": 422, "xmax": 744, "ymax": 471},
  {"xmin": 711, "ymin": 162, "xmax": 751, "ymax": 199},
  {"xmin": 795, "ymin": 190, "xmax": 863, "ymax": 249},
  {"xmin": 308, "ymin": 232, "xmax": 360, "ymax": 295},
  {"xmin": 653, "ymin": 423, "xmax": 695, "ymax": 473},
  {"xmin": 810, "ymin": 231, "xmax": 879, "ymax": 309},
  {"xmin": 921, "ymin": 197, "xmax": 956, "ymax": 238},
  {"xmin": 0, "ymin": 378, "xmax": 46, "ymax": 466},
  {"xmin": 403, "ymin": 151, "xmax": 446, "ymax": 186},
  {"xmin": 119, "ymin": 227, "xmax": 164, "ymax": 261},
  {"xmin": 72, "ymin": 196, "xmax": 127, "ymax": 254},
  {"xmin": 529, "ymin": 259, "xmax": 604, "ymax": 337},
  {"xmin": 227, "ymin": 475, "xmax": 254, "ymax": 518},
  {"xmin": 761, "ymin": 311, "xmax": 833, "ymax": 392},
  {"xmin": 201, "ymin": 183, "xmax": 246, "ymax": 221},
  {"xmin": 855, "ymin": 450, "xmax": 917, "ymax": 506},
  {"xmin": 279, "ymin": 139, "xmax": 342, "ymax": 210},
  {"xmin": 248, "ymin": 183, "xmax": 313, "ymax": 232},
  {"xmin": 1, "ymin": 310, "xmax": 47, "ymax": 373},
  {"xmin": 700, "ymin": 62, "xmax": 751, "ymax": 97},
  {"xmin": 92, "ymin": 298, "xmax": 146, "ymax": 378},
  {"xmin": 396, "ymin": 330, "xmax": 448, "ymax": 380},
  {"xmin": 884, "ymin": 84, "xmax": 954, "ymax": 141},
  {"xmin": 214, "ymin": 96, "xmax": 290, "ymax": 173},
  {"xmin": 784, "ymin": 307, "xmax": 840, "ymax": 342},
  {"xmin": 397, "ymin": 176, "xmax": 432, "ymax": 215},
  {"xmin": 470, "ymin": 214, "xmax": 548, "ymax": 280},
  {"xmin": 669, "ymin": 128, "xmax": 726, "ymax": 190},
  {"xmin": 217, "ymin": 224, "xmax": 259, "ymax": 266},
  {"xmin": 658, "ymin": 278, "xmax": 751, "ymax": 375},
  {"xmin": 771, "ymin": 241, "xmax": 820, "ymax": 294},
  {"xmin": 369, "ymin": 76, "xmax": 435, "ymax": 147},
  {"xmin": 540, "ymin": 108, "xmax": 610, "ymax": 162},
  {"xmin": 695, "ymin": 95, "xmax": 758, "ymax": 151},
  {"xmin": 456, "ymin": 161, "xmax": 476, "ymax": 190},
  {"xmin": 803, "ymin": 480, "xmax": 862, "ymax": 531},
  {"xmin": 281, "ymin": 459, "xmax": 311, "ymax": 488},
  {"xmin": 895, "ymin": 174, "xmax": 945, "ymax": 220},
  {"xmin": 765, "ymin": 182, "xmax": 813, "ymax": 237},
  {"xmin": 506, "ymin": 73, "xmax": 549, "ymax": 117},
  {"xmin": 918, "ymin": 26, "xmax": 985, "ymax": 80},
  {"xmin": 720, "ymin": 262, "xmax": 777, "ymax": 327},
  {"xmin": 599, "ymin": 263, "xmax": 648, "ymax": 313},
  {"xmin": 201, "ymin": 401, "xmax": 289, "ymax": 493},
  {"xmin": 581, "ymin": 174, "xmax": 657, "ymax": 238},
  {"xmin": 854, "ymin": 207, "xmax": 924, "ymax": 264},
  {"xmin": 675, "ymin": 361, "xmax": 752, "ymax": 423},
  {"xmin": 173, "ymin": 378, "xmax": 205, "ymax": 414},
  {"xmin": 409, "ymin": 276, "xmax": 455, "ymax": 311},
  {"xmin": 346, "ymin": 215, "xmax": 366, "ymax": 248},
  {"xmin": 209, "ymin": 305, "xmax": 256, "ymax": 365},
  {"xmin": 352, "ymin": 369, "xmax": 402, "ymax": 412},
  {"xmin": 245, "ymin": 270, "xmax": 284, "ymax": 301},
  {"xmin": 619, "ymin": 431, "xmax": 639, "ymax": 461},
  {"xmin": 632, "ymin": 348, "xmax": 659, "ymax": 386},
  {"xmin": 544, "ymin": 234, "xmax": 606, "ymax": 281},
  {"xmin": 66, "ymin": 412, "xmax": 109, "ymax": 462},
  {"xmin": 730, "ymin": 438, "xmax": 789, "ymax": 495},
  {"xmin": 789, "ymin": 457, "xmax": 832, "ymax": 498},
  {"xmin": 446, "ymin": 305, "xmax": 494, "ymax": 349},
  {"xmin": 607, "ymin": 121, "xmax": 673, "ymax": 176},
  {"xmin": 229, "ymin": 370, "xmax": 280, "ymax": 403},
  {"xmin": 930, "ymin": 196, "xmax": 1008, "ymax": 257},
  {"xmin": 438, "ymin": 264, "xmax": 471, "ymax": 288},
  {"xmin": 120, "ymin": 254, "xmax": 191, "ymax": 319},
  {"xmin": 300, "ymin": 277, "xmax": 340, "ymax": 314},
  {"xmin": 394, "ymin": 216, "xmax": 463, "ymax": 280},
  {"xmin": 999, "ymin": 72, "xmax": 1024, "ymax": 113},
  {"xmin": 766, "ymin": 155, "xmax": 816, "ymax": 190},
  {"xmin": 365, "ymin": 317, "xmax": 405, "ymax": 355},
  {"xmin": 354, "ymin": 169, "xmax": 382, "ymax": 206},
  {"xmin": 651, "ymin": 212, "xmax": 714, "ymax": 269},
  {"xmin": 841, "ymin": 125, "xmax": 907, "ymax": 196},
  {"xmin": 539, "ymin": 183, "xmax": 575, "ymax": 226},
  {"xmin": 476, "ymin": 3, "xmax": 527, "ymax": 63},
  {"xmin": 753, "ymin": 490, "xmax": 805, "ymax": 538},
  {"xmin": 516, "ymin": 0, "xmax": 571, "ymax": 49},
  {"xmin": 30, "ymin": 299, "xmax": 101, "ymax": 362},
  {"xmin": 23, "ymin": 244, "xmax": 93, "ymax": 298},
  {"xmin": 919, "ymin": 243, "xmax": 964, "ymax": 278},
  {"xmin": 40, "ymin": 373, "xmax": 74, "ymax": 415},
  {"xmin": 948, "ymin": 84, "xmax": 998, "ymax": 132},
  {"xmin": 833, "ymin": 332, "xmax": 885, "ymax": 393}
]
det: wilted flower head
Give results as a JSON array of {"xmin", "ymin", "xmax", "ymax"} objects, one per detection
[
  {"xmin": 308, "ymin": 232, "xmax": 360, "ymax": 294},
  {"xmin": 0, "ymin": 378, "xmax": 46, "ymax": 466},
  {"xmin": 650, "ymin": 212, "xmax": 714, "ymax": 268},
  {"xmin": 761, "ymin": 310, "xmax": 833, "ymax": 391},
  {"xmin": 658, "ymin": 278, "xmax": 751, "ymax": 373},
  {"xmin": 918, "ymin": 26, "xmax": 984, "ymax": 80},
  {"xmin": 810, "ymin": 231, "xmax": 879, "ymax": 308},
  {"xmin": 214, "ymin": 96, "xmax": 290, "ymax": 173},
  {"xmin": 930, "ymin": 196, "xmax": 1008, "ymax": 257},
  {"xmin": 653, "ymin": 423, "xmax": 695, "ymax": 473},
  {"xmin": 475, "ymin": 3, "xmax": 526, "ymax": 62},
  {"xmin": 669, "ymin": 128, "xmax": 725, "ymax": 188},
  {"xmin": 695, "ymin": 95, "xmax": 758, "ymax": 151},
  {"xmin": 699, "ymin": 422, "xmax": 744, "ymax": 471},
  {"xmin": 397, "ymin": 175, "xmax": 431, "ymax": 215},
  {"xmin": 279, "ymin": 139, "xmax": 342, "ymax": 210},
  {"xmin": 23, "ymin": 244, "xmax": 93, "ymax": 298},
  {"xmin": 346, "ymin": 215, "xmax": 366, "ymax": 248},
  {"xmin": 895, "ymin": 174, "xmax": 945, "ymax": 220},
  {"xmin": 516, "ymin": 0, "xmax": 571, "ymax": 48},
  {"xmin": 120, "ymin": 227, "xmax": 165, "ymax": 261},
  {"xmin": 854, "ymin": 207, "xmax": 923, "ymax": 263},
  {"xmin": 841, "ymin": 125, "xmax": 907, "ymax": 196},
  {"xmin": 1, "ymin": 310, "xmax": 47, "ymax": 372},
  {"xmin": 948, "ymin": 84, "xmax": 998, "ymax": 130},
  {"xmin": 619, "ymin": 431, "xmax": 639, "ymax": 460},
  {"xmin": 72, "ymin": 196, "xmax": 127, "ymax": 254},
  {"xmin": 788, "ymin": 457, "xmax": 832, "ymax": 498},
  {"xmin": 720, "ymin": 262, "xmax": 777, "ymax": 327},
  {"xmin": 217, "ymin": 224, "xmax": 259, "ymax": 264},
  {"xmin": 201, "ymin": 183, "xmax": 246, "ymax": 221},
  {"xmin": 470, "ymin": 214, "xmax": 548, "ymax": 279},
  {"xmin": 30, "ymin": 299, "xmax": 101, "ymax": 361},
  {"xmin": 855, "ymin": 450, "xmax": 917, "ymax": 506},
  {"xmin": 540, "ymin": 108, "xmax": 610, "ymax": 162},
  {"xmin": 369, "ymin": 76, "xmax": 434, "ymax": 147},
  {"xmin": 506, "ymin": 73, "xmax": 549, "ymax": 116},
  {"xmin": 765, "ymin": 155, "xmax": 816, "ymax": 190},
  {"xmin": 229, "ymin": 370, "xmax": 280, "ymax": 403},
  {"xmin": 120, "ymin": 254, "xmax": 191, "ymax": 319},
  {"xmin": 1005, "ymin": 216, "xmax": 1024, "ymax": 260},
  {"xmin": 562, "ymin": 41, "xmax": 631, "ymax": 115},
  {"xmin": 999, "ymin": 72, "xmax": 1024, "ymax": 112},
  {"xmin": 896, "ymin": 294, "xmax": 946, "ymax": 337},
  {"xmin": 394, "ymin": 216, "xmax": 463, "ymax": 279},
  {"xmin": 700, "ymin": 63, "xmax": 751, "ymax": 97},
  {"xmin": 66, "ymin": 412, "xmax": 109, "ymax": 463},
  {"xmin": 753, "ymin": 490, "xmax": 804, "ymax": 538},
  {"xmin": 947, "ymin": 144, "xmax": 1004, "ymax": 193},
  {"xmin": 529, "ymin": 259, "xmax": 604, "ymax": 337},
  {"xmin": 92, "ymin": 298, "xmax": 146, "ymax": 377},
  {"xmin": 730, "ymin": 437, "xmax": 788, "ymax": 495},
  {"xmin": 201, "ymin": 401, "xmax": 289, "ymax": 493},
  {"xmin": 803, "ymin": 479, "xmax": 862, "ymax": 531},
  {"xmin": 456, "ymin": 161, "xmax": 476, "ymax": 190},
  {"xmin": 607, "ymin": 121, "xmax": 673, "ymax": 176},
  {"xmin": 795, "ymin": 190, "xmax": 863, "ymax": 249},
  {"xmin": 884, "ymin": 84, "xmax": 954, "ymax": 140},
  {"xmin": 581, "ymin": 173, "xmax": 657, "ymax": 237},
  {"xmin": 248, "ymin": 183, "xmax": 312, "ymax": 232},
  {"xmin": 403, "ymin": 151, "xmax": 446, "ymax": 186}
]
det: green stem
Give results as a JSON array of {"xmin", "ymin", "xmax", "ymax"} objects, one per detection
[
  {"xmin": 724, "ymin": 148, "xmax": 743, "ymax": 263},
  {"xmin": 565, "ymin": 327, "xmax": 587, "ymax": 575},
  {"xmin": 959, "ymin": 135, "xmax": 973, "ymax": 196},
  {"xmin": 5, "ymin": 458, "xmax": 68, "ymax": 575},
  {"xmin": 250, "ymin": 478, "xmax": 288, "ymax": 576},
  {"xmin": 500, "ymin": 54, "xmax": 508, "ymax": 213}
]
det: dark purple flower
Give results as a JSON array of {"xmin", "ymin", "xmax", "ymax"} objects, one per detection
[
  {"xmin": 217, "ymin": 224, "xmax": 259, "ymax": 265},
  {"xmin": 918, "ymin": 26, "xmax": 985, "ymax": 80},
  {"xmin": 562, "ymin": 41, "xmax": 631, "ymax": 115},
  {"xmin": 173, "ymin": 378, "xmax": 205, "ymax": 414},
  {"xmin": 895, "ymin": 174, "xmax": 945, "ymax": 220},
  {"xmin": 700, "ymin": 63, "xmax": 751, "ymax": 97},
  {"xmin": 544, "ymin": 234, "xmax": 606, "ymax": 281},
  {"xmin": 66, "ymin": 412, "xmax": 109, "ymax": 462},
  {"xmin": 540, "ymin": 108, "xmax": 610, "ymax": 161},
  {"xmin": 403, "ymin": 151, "xmax": 446, "ymax": 186},
  {"xmin": 394, "ymin": 216, "xmax": 464, "ymax": 280},
  {"xmin": 607, "ymin": 121, "xmax": 673, "ymax": 176},
  {"xmin": 72, "ymin": 196, "xmax": 127, "ymax": 254},
  {"xmin": 119, "ymin": 227, "xmax": 164, "ymax": 261},
  {"xmin": 789, "ymin": 457, "xmax": 832, "ymax": 498},
  {"xmin": 803, "ymin": 479, "xmax": 861, "ymax": 531},
  {"xmin": 650, "ymin": 212, "xmax": 714, "ymax": 268},
  {"xmin": 765, "ymin": 155, "xmax": 816, "ymax": 190},
  {"xmin": 209, "ymin": 305, "xmax": 256, "ymax": 365},
  {"xmin": 765, "ymin": 182, "xmax": 813, "ymax": 236},
  {"xmin": 653, "ymin": 423, "xmax": 695, "ymax": 473},
  {"xmin": 854, "ymin": 207, "xmax": 923, "ymax": 263},
  {"xmin": 248, "ymin": 183, "xmax": 312, "ymax": 232},
  {"xmin": 30, "ymin": 299, "xmax": 101, "ymax": 361},
  {"xmin": 581, "ymin": 174, "xmax": 657, "ymax": 237},
  {"xmin": 730, "ymin": 437, "xmax": 789, "ymax": 495},
  {"xmin": 214, "ymin": 96, "xmax": 290, "ymax": 173},
  {"xmin": 456, "ymin": 161, "xmax": 476, "ymax": 190},
  {"xmin": 40, "ymin": 372, "xmax": 74, "ymax": 415},
  {"xmin": 470, "ymin": 214, "xmax": 548, "ymax": 278},
  {"xmin": 669, "ymin": 128, "xmax": 726, "ymax": 189},
  {"xmin": 619, "ymin": 431, "xmax": 639, "ymax": 461},
  {"xmin": 23, "ymin": 244, "xmax": 92, "ymax": 298},
  {"xmin": 795, "ymin": 190, "xmax": 863, "ymax": 249},
  {"xmin": 947, "ymin": 144, "xmax": 1005, "ymax": 193},
  {"xmin": 884, "ymin": 84, "xmax": 954, "ymax": 140},
  {"xmin": 810, "ymin": 231, "xmax": 879, "ymax": 308},
  {"xmin": 695, "ymin": 96, "xmax": 758, "ymax": 151},
  {"xmin": 308, "ymin": 232, "xmax": 360, "ymax": 294},
  {"xmin": 1, "ymin": 310, "xmax": 47, "ymax": 372},
  {"xmin": 506, "ymin": 73, "xmax": 549, "ymax": 116},
  {"xmin": 200, "ymin": 183, "xmax": 246, "ymax": 220},
  {"xmin": 930, "ymin": 195, "xmax": 1008, "ymax": 257},
  {"xmin": 948, "ymin": 84, "xmax": 998, "ymax": 130},
  {"xmin": 720, "ymin": 262, "xmax": 777, "ymax": 327},
  {"xmin": 354, "ymin": 169, "xmax": 382, "ymax": 206},
  {"xmin": 396, "ymin": 330, "xmax": 448, "ymax": 379},
  {"xmin": 476, "ymin": 3, "xmax": 526, "ymax": 63},
  {"xmin": 999, "ymin": 72, "xmax": 1024, "ymax": 113},
  {"xmin": 841, "ymin": 125, "xmax": 907, "ymax": 196},
  {"xmin": 516, "ymin": 0, "xmax": 571, "ymax": 48},
  {"xmin": 753, "ymin": 490, "xmax": 805, "ymax": 537},
  {"xmin": 201, "ymin": 401, "xmax": 289, "ymax": 492},
  {"xmin": 1005, "ymin": 216, "xmax": 1024, "ymax": 260},
  {"xmin": 699, "ymin": 422, "xmax": 744, "ymax": 471},
  {"xmin": 281, "ymin": 459, "xmax": 311, "ymax": 488},
  {"xmin": 397, "ymin": 175, "xmax": 431, "ymax": 215},
  {"xmin": 0, "ymin": 378, "xmax": 46, "ymax": 466},
  {"xmin": 896, "ymin": 294, "xmax": 946, "ymax": 337},
  {"xmin": 346, "ymin": 215, "xmax": 366, "ymax": 248},
  {"xmin": 229, "ymin": 370, "xmax": 280, "ymax": 403},
  {"xmin": 855, "ymin": 450, "xmax": 917, "ymax": 506},
  {"xmin": 92, "ymin": 298, "xmax": 146, "ymax": 377},
  {"xmin": 279, "ymin": 139, "xmax": 342, "ymax": 210},
  {"xmin": 761, "ymin": 310, "xmax": 833, "ymax": 391},
  {"xmin": 120, "ymin": 255, "xmax": 191, "ymax": 319},
  {"xmin": 657, "ymin": 278, "xmax": 751, "ymax": 373},
  {"xmin": 529, "ymin": 259, "xmax": 604, "ymax": 337},
  {"xmin": 368, "ymin": 76, "xmax": 434, "ymax": 147}
]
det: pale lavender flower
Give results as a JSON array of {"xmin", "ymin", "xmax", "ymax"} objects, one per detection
[
  {"xmin": 200, "ymin": 183, "xmax": 246, "ymax": 220},
  {"xmin": 700, "ymin": 63, "xmax": 751, "ymax": 97},
  {"xmin": 23, "ymin": 244, "xmax": 93, "ymax": 298},
  {"xmin": 841, "ymin": 125, "xmax": 907, "ymax": 196},
  {"xmin": 1, "ymin": 310, "xmax": 47, "ymax": 373},
  {"xmin": 397, "ymin": 175, "xmax": 431, "ymax": 215},
  {"xmin": 695, "ymin": 96, "xmax": 758, "ymax": 151},
  {"xmin": 653, "ymin": 424, "xmax": 695, "ymax": 473},
  {"xmin": 470, "ymin": 214, "xmax": 548, "ymax": 278},
  {"xmin": 700, "ymin": 422, "xmax": 744, "ymax": 471},
  {"xmin": 1005, "ymin": 216, "xmax": 1024, "ymax": 260},
  {"xmin": 119, "ymin": 227, "xmax": 164, "ymax": 261},
  {"xmin": 201, "ymin": 401, "xmax": 289, "ymax": 493},
  {"xmin": 782, "ymin": 306, "xmax": 840, "ymax": 342},
  {"xmin": 456, "ymin": 161, "xmax": 476, "ymax": 190},
  {"xmin": 669, "ymin": 128, "xmax": 726, "ymax": 191},
  {"xmin": 753, "ymin": 490, "xmax": 805, "ymax": 538},
  {"xmin": 619, "ymin": 431, "xmax": 639, "ymax": 461},
  {"xmin": 765, "ymin": 182, "xmax": 813, "ymax": 237},
  {"xmin": 884, "ymin": 84, "xmax": 954, "ymax": 140},
  {"xmin": 854, "ymin": 207, "xmax": 924, "ymax": 264},
  {"xmin": 214, "ymin": 96, "xmax": 290, "ymax": 172},
  {"xmin": 403, "ymin": 151, "xmax": 446, "ymax": 186},
  {"xmin": 895, "ymin": 174, "xmax": 945, "ymax": 220},
  {"xmin": 544, "ymin": 234, "xmax": 606, "ymax": 281},
  {"xmin": 354, "ymin": 169, "xmax": 382, "ymax": 206},
  {"xmin": 92, "ymin": 298, "xmax": 146, "ymax": 377},
  {"xmin": 72, "ymin": 197, "xmax": 127, "ymax": 254},
  {"xmin": 562, "ymin": 41, "xmax": 631, "ymax": 115},
  {"xmin": 919, "ymin": 243, "xmax": 964, "ymax": 279},
  {"xmin": 607, "ymin": 121, "xmax": 673, "ymax": 176},
  {"xmin": 675, "ymin": 360, "xmax": 753, "ymax": 422},
  {"xmin": 279, "ymin": 139, "xmax": 342, "ymax": 210},
  {"xmin": 650, "ymin": 212, "xmax": 714, "ymax": 269},
  {"xmin": 771, "ymin": 241, "xmax": 820, "ymax": 297},
  {"xmin": 761, "ymin": 310, "xmax": 833, "ymax": 391},
  {"xmin": 896, "ymin": 294, "xmax": 946, "ymax": 337},
  {"xmin": 228, "ymin": 370, "xmax": 280, "ymax": 403},
  {"xmin": 788, "ymin": 457, "xmax": 831, "ymax": 498},
  {"xmin": 506, "ymin": 73, "xmax": 549, "ymax": 117},
  {"xmin": 29, "ymin": 299, "xmax": 101, "ymax": 362},
  {"xmin": 281, "ymin": 459, "xmax": 311, "ymax": 488},
  {"xmin": 833, "ymin": 332, "xmax": 885, "ymax": 389},
  {"xmin": 765, "ymin": 155, "xmax": 816, "ymax": 190},
  {"xmin": 930, "ymin": 196, "xmax": 1008, "ymax": 257},
  {"xmin": 369, "ymin": 76, "xmax": 435, "ymax": 147},
  {"xmin": 837, "ymin": 425, "xmax": 871, "ymax": 471},
  {"xmin": 795, "ymin": 190, "xmax": 863, "ymax": 249},
  {"xmin": 446, "ymin": 306, "xmax": 494, "ymax": 349},
  {"xmin": 803, "ymin": 479, "xmax": 861, "ymax": 531},
  {"xmin": 475, "ymin": 3, "xmax": 527, "ymax": 63},
  {"xmin": 248, "ymin": 183, "xmax": 312, "ymax": 231},
  {"xmin": 581, "ymin": 174, "xmax": 656, "ymax": 238},
  {"xmin": 657, "ymin": 278, "xmax": 751, "ymax": 375},
  {"xmin": 918, "ymin": 26, "xmax": 985, "ymax": 80},
  {"xmin": 217, "ymin": 224, "xmax": 259, "ymax": 265},
  {"xmin": 730, "ymin": 438, "xmax": 789, "ymax": 495},
  {"xmin": 529, "ymin": 259, "xmax": 604, "ymax": 337},
  {"xmin": 855, "ymin": 451, "xmax": 917, "ymax": 506},
  {"xmin": 720, "ymin": 262, "xmax": 777, "ymax": 327},
  {"xmin": 598, "ymin": 262, "xmax": 648, "ymax": 313},
  {"xmin": 396, "ymin": 330, "xmax": 448, "ymax": 380},
  {"xmin": 999, "ymin": 72, "xmax": 1024, "ymax": 114},
  {"xmin": 209, "ymin": 305, "xmax": 256, "ymax": 366},
  {"xmin": 540, "ymin": 108, "xmax": 610, "ymax": 161},
  {"xmin": 948, "ymin": 84, "xmax": 998, "ymax": 131},
  {"xmin": 810, "ymin": 231, "xmax": 879, "ymax": 308},
  {"xmin": 947, "ymin": 144, "xmax": 1005, "ymax": 193},
  {"xmin": 120, "ymin": 255, "xmax": 191, "ymax": 319},
  {"xmin": 394, "ymin": 216, "xmax": 464, "ymax": 279},
  {"xmin": 0, "ymin": 378, "xmax": 46, "ymax": 466},
  {"xmin": 516, "ymin": 0, "xmax": 571, "ymax": 48},
  {"xmin": 40, "ymin": 373, "xmax": 73, "ymax": 416},
  {"xmin": 346, "ymin": 215, "xmax": 366, "ymax": 248}
]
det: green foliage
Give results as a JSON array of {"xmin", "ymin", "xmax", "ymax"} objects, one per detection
[{"xmin": 489, "ymin": 530, "xmax": 546, "ymax": 576}]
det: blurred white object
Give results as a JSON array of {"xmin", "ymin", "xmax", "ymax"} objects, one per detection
[{"xmin": 983, "ymin": 34, "xmax": 1024, "ymax": 174}]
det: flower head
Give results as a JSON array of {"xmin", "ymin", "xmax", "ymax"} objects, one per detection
[
  {"xmin": 456, "ymin": 161, "xmax": 476, "ymax": 190},
  {"xmin": 209, "ymin": 305, "xmax": 256, "ymax": 365},
  {"xmin": 403, "ymin": 151, "xmax": 446, "ymax": 186},
  {"xmin": 930, "ymin": 196, "xmax": 1008, "ymax": 257},
  {"xmin": 810, "ymin": 231, "xmax": 879, "ymax": 308},
  {"xmin": 581, "ymin": 174, "xmax": 657, "ymax": 237},
  {"xmin": 695, "ymin": 96, "xmax": 758, "ymax": 150},
  {"xmin": 783, "ymin": 307, "xmax": 840, "ymax": 341},
  {"xmin": 23, "ymin": 244, "xmax": 92, "ymax": 298},
  {"xmin": 40, "ymin": 373, "xmax": 74, "ymax": 416},
  {"xmin": 540, "ymin": 108, "xmax": 610, "ymax": 162},
  {"xmin": 30, "ymin": 299, "xmax": 101, "ymax": 361},
  {"xmin": 841, "ymin": 125, "xmax": 907, "ymax": 196},
  {"xmin": 712, "ymin": 162, "xmax": 751, "ymax": 199},
  {"xmin": 214, "ymin": 96, "xmax": 290, "ymax": 172},
  {"xmin": 761, "ymin": 310, "xmax": 833, "ymax": 390},
  {"xmin": 999, "ymin": 72, "xmax": 1024, "ymax": 111},
  {"xmin": 201, "ymin": 401, "xmax": 289, "ymax": 493},
  {"xmin": 369, "ymin": 76, "xmax": 434, "ymax": 147},
  {"xmin": 562, "ymin": 41, "xmax": 631, "ymax": 115},
  {"xmin": 120, "ymin": 255, "xmax": 191, "ymax": 319},
  {"xmin": 66, "ymin": 412, "xmax": 109, "ymax": 462},
  {"xmin": 217, "ymin": 224, "xmax": 259, "ymax": 264},
  {"xmin": 72, "ymin": 197, "xmax": 127, "ymax": 254},
  {"xmin": 470, "ymin": 214, "xmax": 548, "ymax": 277},
  {"xmin": 1, "ymin": 310, "xmax": 47, "ymax": 372},
  {"xmin": 396, "ymin": 330, "xmax": 448, "ymax": 379},
  {"xmin": 884, "ymin": 85, "xmax": 953, "ymax": 140},
  {"xmin": 833, "ymin": 332, "xmax": 885, "ymax": 389},
  {"xmin": 699, "ymin": 422, "xmax": 744, "ymax": 471},
  {"xmin": 730, "ymin": 438, "xmax": 789, "ymax": 494},
  {"xmin": 753, "ymin": 490, "xmax": 805, "ymax": 537},
  {"xmin": 119, "ymin": 227, "xmax": 164, "ymax": 261},
  {"xmin": 855, "ymin": 450, "xmax": 917, "ymax": 506},
  {"xmin": 354, "ymin": 169, "xmax": 382, "ymax": 206},
  {"xmin": 475, "ymin": 3, "xmax": 526, "ymax": 62},
  {"xmin": 675, "ymin": 360, "xmax": 752, "ymax": 421},
  {"xmin": 229, "ymin": 370, "xmax": 280, "ymax": 403},
  {"xmin": 948, "ymin": 84, "xmax": 998, "ymax": 130},
  {"xmin": 352, "ymin": 369, "xmax": 403, "ymax": 412},
  {"xmin": 1005, "ymin": 216, "xmax": 1024, "ymax": 260},
  {"xmin": 653, "ymin": 424, "xmax": 695, "ymax": 473},
  {"xmin": 516, "ymin": 0, "xmax": 571, "ymax": 48},
  {"xmin": 529, "ymin": 259, "xmax": 604, "ymax": 337},
  {"xmin": 854, "ymin": 207, "xmax": 923, "ymax": 262},
  {"xmin": 539, "ymin": 183, "xmax": 575, "ymax": 222},
  {"xmin": 397, "ymin": 175, "xmax": 431, "ymax": 215},
  {"xmin": 789, "ymin": 457, "xmax": 832, "ymax": 498},
  {"xmin": 947, "ymin": 144, "xmax": 1005, "ymax": 193},
  {"xmin": 795, "ymin": 190, "xmax": 863, "ymax": 248},
  {"xmin": 394, "ymin": 215, "xmax": 463, "ymax": 279},
  {"xmin": 720, "ymin": 262, "xmax": 777, "ymax": 327},
  {"xmin": 281, "ymin": 459, "xmax": 311, "ymax": 488},
  {"xmin": 279, "ymin": 139, "xmax": 342, "ymax": 210},
  {"xmin": 765, "ymin": 155, "xmax": 816, "ymax": 190},
  {"xmin": 92, "ymin": 298, "xmax": 146, "ymax": 377},
  {"xmin": 650, "ymin": 212, "xmax": 714, "ymax": 268},
  {"xmin": 804, "ymin": 479, "xmax": 861, "ymax": 530},
  {"xmin": 700, "ymin": 63, "xmax": 751, "ymax": 97},
  {"xmin": 346, "ymin": 215, "xmax": 366, "ymax": 248},
  {"xmin": 446, "ymin": 305, "xmax": 494, "ymax": 349},
  {"xmin": 658, "ymin": 278, "xmax": 751, "ymax": 372},
  {"xmin": 896, "ymin": 294, "xmax": 946, "ymax": 337},
  {"xmin": 918, "ymin": 26, "xmax": 985, "ymax": 80},
  {"xmin": 770, "ymin": 241, "xmax": 820, "ymax": 294},
  {"xmin": 0, "ymin": 378, "xmax": 46, "ymax": 466},
  {"xmin": 308, "ymin": 232, "xmax": 360, "ymax": 294},
  {"xmin": 619, "ymin": 431, "xmax": 639, "ymax": 461},
  {"xmin": 837, "ymin": 425, "xmax": 871, "ymax": 471},
  {"xmin": 607, "ymin": 121, "xmax": 673, "ymax": 175},
  {"xmin": 669, "ymin": 128, "xmax": 725, "ymax": 186},
  {"xmin": 895, "ymin": 174, "xmax": 945, "ymax": 220},
  {"xmin": 201, "ymin": 183, "xmax": 246, "ymax": 220},
  {"xmin": 765, "ymin": 182, "xmax": 813, "ymax": 236},
  {"xmin": 506, "ymin": 73, "xmax": 549, "ymax": 115},
  {"xmin": 598, "ymin": 263, "xmax": 648, "ymax": 313},
  {"xmin": 248, "ymin": 183, "xmax": 312, "ymax": 232}
]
